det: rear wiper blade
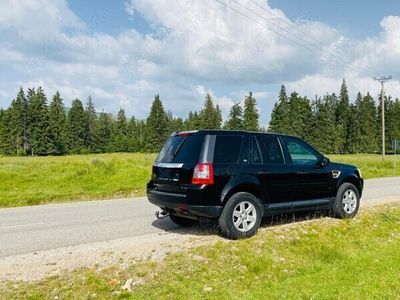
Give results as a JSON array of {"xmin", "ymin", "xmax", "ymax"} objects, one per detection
[{"xmin": 171, "ymin": 138, "xmax": 187, "ymax": 160}]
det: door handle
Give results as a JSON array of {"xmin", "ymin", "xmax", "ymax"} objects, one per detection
[
  {"xmin": 257, "ymin": 171, "xmax": 271, "ymax": 175},
  {"xmin": 297, "ymin": 171, "xmax": 308, "ymax": 175}
]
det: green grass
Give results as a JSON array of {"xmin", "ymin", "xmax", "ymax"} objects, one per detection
[
  {"xmin": 0, "ymin": 153, "xmax": 156, "ymax": 207},
  {"xmin": 0, "ymin": 153, "xmax": 399, "ymax": 208},
  {"xmin": 328, "ymin": 154, "xmax": 400, "ymax": 179},
  {"xmin": 2, "ymin": 204, "xmax": 400, "ymax": 299}
]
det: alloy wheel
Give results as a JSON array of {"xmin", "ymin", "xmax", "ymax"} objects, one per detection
[
  {"xmin": 232, "ymin": 201, "xmax": 257, "ymax": 232},
  {"xmin": 342, "ymin": 189, "xmax": 357, "ymax": 214}
]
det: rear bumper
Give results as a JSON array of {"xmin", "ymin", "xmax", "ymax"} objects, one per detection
[{"xmin": 147, "ymin": 189, "xmax": 222, "ymax": 219}]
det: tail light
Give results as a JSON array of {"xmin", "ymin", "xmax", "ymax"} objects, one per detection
[{"xmin": 192, "ymin": 163, "xmax": 214, "ymax": 185}]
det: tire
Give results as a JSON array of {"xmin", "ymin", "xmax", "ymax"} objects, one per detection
[
  {"xmin": 169, "ymin": 214, "xmax": 199, "ymax": 227},
  {"xmin": 219, "ymin": 192, "xmax": 262, "ymax": 239},
  {"xmin": 332, "ymin": 183, "xmax": 360, "ymax": 219}
]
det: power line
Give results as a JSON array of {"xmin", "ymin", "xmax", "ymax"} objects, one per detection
[
  {"xmin": 374, "ymin": 75, "xmax": 392, "ymax": 161},
  {"xmin": 214, "ymin": 0, "xmax": 348, "ymax": 68},
  {"xmin": 246, "ymin": 0, "xmax": 354, "ymax": 65},
  {"xmin": 212, "ymin": 0, "xmax": 330, "ymax": 65}
]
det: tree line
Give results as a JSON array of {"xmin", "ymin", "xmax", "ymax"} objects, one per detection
[
  {"xmin": 269, "ymin": 80, "xmax": 400, "ymax": 154},
  {"xmin": 0, "ymin": 88, "xmax": 258, "ymax": 155},
  {"xmin": 0, "ymin": 79, "xmax": 399, "ymax": 155}
]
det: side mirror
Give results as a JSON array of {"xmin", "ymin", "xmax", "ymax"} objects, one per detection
[{"xmin": 320, "ymin": 157, "xmax": 330, "ymax": 167}]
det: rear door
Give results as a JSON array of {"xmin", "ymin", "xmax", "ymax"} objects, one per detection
[
  {"xmin": 250, "ymin": 134, "xmax": 297, "ymax": 204},
  {"xmin": 212, "ymin": 134, "xmax": 244, "ymax": 194},
  {"xmin": 152, "ymin": 132, "xmax": 204, "ymax": 194}
]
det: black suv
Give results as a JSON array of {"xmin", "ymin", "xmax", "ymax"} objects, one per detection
[{"xmin": 147, "ymin": 130, "xmax": 363, "ymax": 239}]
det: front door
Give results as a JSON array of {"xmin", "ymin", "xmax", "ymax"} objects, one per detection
[{"xmin": 280, "ymin": 137, "xmax": 334, "ymax": 202}]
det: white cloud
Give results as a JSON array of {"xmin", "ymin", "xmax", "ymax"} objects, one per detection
[
  {"xmin": 0, "ymin": 0, "xmax": 83, "ymax": 35},
  {"xmin": 285, "ymin": 16, "xmax": 400, "ymax": 102},
  {"xmin": 123, "ymin": 0, "xmax": 344, "ymax": 83}
]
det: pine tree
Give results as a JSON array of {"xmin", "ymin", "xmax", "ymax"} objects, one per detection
[
  {"xmin": 385, "ymin": 96, "xmax": 400, "ymax": 152},
  {"xmin": 363, "ymin": 93, "xmax": 379, "ymax": 153},
  {"xmin": 269, "ymin": 85, "xmax": 290, "ymax": 134},
  {"xmin": 113, "ymin": 108, "xmax": 129, "ymax": 152},
  {"xmin": 166, "ymin": 112, "xmax": 184, "ymax": 133},
  {"xmin": 350, "ymin": 92, "xmax": 379, "ymax": 153},
  {"xmin": 48, "ymin": 91, "xmax": 66, "ymax": 155},
  {"xmin": 66, "ymin": 99, "xmax": 87, "ymax": 153},
  {"xmin": 225, "ymin": 102, "xmax": 243, "ymax": 130},
  {"xmin": 243, "ymin": 92, "xmax": 259, "ymax": 131},
  {"xmin": 9, "ymin": 88, "xmax": 29, "ymax": 155},
  {"xmin": 347, "ymin": 92, "xmax": 363, "ymax": 153},
  {"xmin": 0, "ymin": 108, "xmax": 12, "ymax": 154},
  {"xmin": 336, "ymin": 79, "xmax": 351, "ymax": 153},
  {"xmin": 185, "ymin": 111, "xmax": 201, "ymax": 130},
  {"xmin": 326, "ymin": 93, "xmax": 341, "ymax": 153},
  {"xmin": 98, "ymin": 112, "xmax": 114, "ymax": 152},
  {"xmin": 127, "ymin": 116, "xmax": 139, "ymax": 152},
  {"xmin": 286, "ymin": 92, "xmax": 312, "ymax": 140},
  {"xmin": 144, "ymin": 95, "xmax": 168, "ymax": 152},
  {"xmin": 199, "ymin": 94, "xmax": 221, "ymax": 129},
  {"xmin": 309, "ymin": 95, "xmax": 339, "ymax": 153},
  {"xmin": 214, "ymin": 105, "xmax": 222, "ymax": 129},
  {"xmin": 136, "ymin": 119, "xmax": 146, "ymax": 151},
  {"xmin": 392, "ymin": 99, "xmax": 400, "ymax": 143},
  {"xmin": 85, "ymin": 96, "xmax": 100, "ymax": 152},
  {"xmin": 28, "ymin": 87, "xmax": 54, "ymax": 155},
  {"xmin": 173, "ymin": 117, "xmax": 184, "ymax": 132}
]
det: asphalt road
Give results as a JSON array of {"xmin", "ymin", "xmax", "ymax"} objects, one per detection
[{"xmin": 1, "ymin": 177, "xmax": 399, "ymax": 258}]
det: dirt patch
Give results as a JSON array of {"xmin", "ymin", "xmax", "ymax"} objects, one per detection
[{"xmin": 0, "ymin": 229, "xmax": 219, "ymax": 282}]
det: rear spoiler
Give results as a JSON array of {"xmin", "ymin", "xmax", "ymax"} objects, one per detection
[{"xmin": 172, "ymin": 130, "xmax": 199, "ymax": 137}]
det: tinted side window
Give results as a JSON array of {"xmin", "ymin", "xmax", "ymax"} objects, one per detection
[
  {"xmin": 156, "ymin": 134, "xmax": 203, "ymax": 164},
  {"xmin": 285, "ymin": 138, "xmax": 320, "ymax": 166},
  {"xmin": 213, "ymin": 135, "xmax": 243, "ymax": 164},
  {"xmin": 255, "ymin": 135, "xmax": 284, "ymax": 164}
]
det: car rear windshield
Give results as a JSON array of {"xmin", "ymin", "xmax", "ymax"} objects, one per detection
[
  {"xmin": 213, "ymin": 135, "xmax": 243, "ymax": 163},
  {"xmin": 156, "ymin": 134, "xmax": 203, "ymax": 164}
]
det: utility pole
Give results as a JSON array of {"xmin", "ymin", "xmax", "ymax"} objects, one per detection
[{"xmin": 374, "ymin": 75, "xmax": 392, "ymax": 161}]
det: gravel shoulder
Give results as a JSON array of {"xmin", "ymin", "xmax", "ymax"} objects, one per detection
[{"xmin": 0, "ymin": 226, "xmax": 219, "ymax": 282}]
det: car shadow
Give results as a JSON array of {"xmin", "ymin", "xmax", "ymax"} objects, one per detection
[
  {"xmin": 260, "ymin": 209, "xmax": 332, "ymax": 228},
  {"xmin": 151, "ymin": 217, "xmax": 220, "ymax": 236},
  {"xmin": 151, "ymin": 209, "xmax": 333, "ymax": 237}
]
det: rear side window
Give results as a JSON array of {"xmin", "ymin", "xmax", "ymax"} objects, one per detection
[
  {"xmin": 156, "ymin": 134, "xmax": 203, "ymax": 164},
  {"xmin": 213, "ymin": 135, "xmax": 243, "ymax": 164},
  {"xmin": 252, "ymin": 135, "xmax": 284, "ymax": 164}
]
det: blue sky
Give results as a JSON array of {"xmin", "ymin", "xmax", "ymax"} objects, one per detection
[
  {"xmin": 0, "ymin": 0, "xmax": 399, "ymax": 126},
  {"xmin": 269, "ymin": 0, "xmax": 400, "ymax": 39}
]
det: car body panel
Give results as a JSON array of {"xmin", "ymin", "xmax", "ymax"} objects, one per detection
[{"xmin": 147, "ymin": 130, "xmax": 364, "ymax": 220}]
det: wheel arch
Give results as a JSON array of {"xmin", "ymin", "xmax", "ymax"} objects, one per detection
[
  {"xmin": 220, "ymin": 176, "xmax": 265, "ymax": 207},
  {"xmin": 338, "ymin": 175, "xmax": 362, "ymax": 197}
]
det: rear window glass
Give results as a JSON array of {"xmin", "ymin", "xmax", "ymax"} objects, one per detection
[
  {"xmin": 213, "ymin": 135, "xmax": 243, "ymax": 164},
  {"xmin": 156, "ymin": 134, "xmax": 203, "ymax": 164},
  {"xmin": 254, "ymin": 135, "xmax": 284, "ymax": 164}
]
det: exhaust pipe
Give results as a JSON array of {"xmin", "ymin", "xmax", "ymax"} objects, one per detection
[{"xmin": 155, "ymin": 209, "xmax": 169, "ymax": 220}]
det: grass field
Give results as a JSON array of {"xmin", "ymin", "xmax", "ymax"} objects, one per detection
[
  {"xmin": 0, "ymin": 153, "xmax": 399, "ymax": 208},
  {"xmin": 0, "ymin": 153, "xmax": 156, "ymax": 207},
  {"xmin": 328, "ymin": 154, "xmax": 400, "ymax": 179},
  {"xmin": 2, "ymin": 204, "xmax": 399, "ymax": 299}
]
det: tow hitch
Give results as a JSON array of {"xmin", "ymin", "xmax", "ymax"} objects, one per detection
[{"xmin": 155, "ymin": 209, "xmax": 169, "ymax": 220}]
